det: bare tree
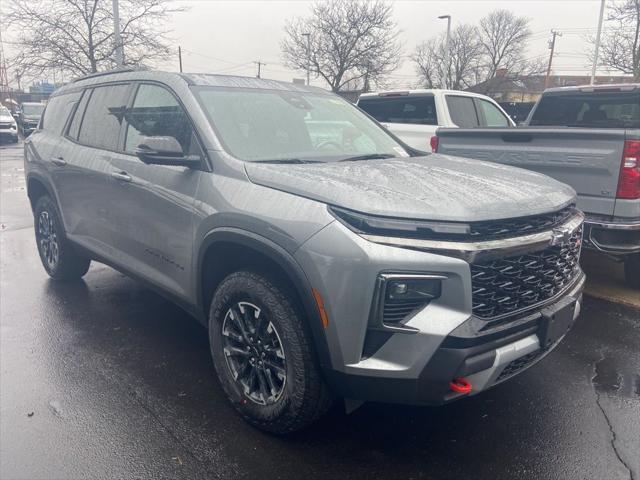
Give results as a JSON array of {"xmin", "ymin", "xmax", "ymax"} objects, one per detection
[
  {"xmin": 478, "ymin": 10, "xmax": 532, "ymax": 80},
  {"xmin": 3, "ymin": 0, "xmax": 183, "ymax": 80},
  {"xmin": 281, "ymin": 0, "xmax": 402, "ymax": 92},
  {"xmin": 596, "ymin": 0, "xmax": 640, "ymax": 79},
  {"xmin": 413, "ymin": 24, "xmax": 482, "ymax": 90}
]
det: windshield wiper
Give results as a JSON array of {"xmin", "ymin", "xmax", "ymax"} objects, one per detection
[
  {"xmin": 339, "ymin": 153, "xmax": 396, "ymax": 162},
  {"xmin": 253, "ymin": 158, "xmax": 323, "ymax": 164}
]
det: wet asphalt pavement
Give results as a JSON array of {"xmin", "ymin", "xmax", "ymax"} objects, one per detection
[{"xmin": 1, "ymin": 140, "xmax": 639, "ymax": 480}]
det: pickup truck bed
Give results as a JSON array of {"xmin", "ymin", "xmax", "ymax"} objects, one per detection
[{"xmin": 435, "ymin": 126, "xmax": 640, "ymax": 262}]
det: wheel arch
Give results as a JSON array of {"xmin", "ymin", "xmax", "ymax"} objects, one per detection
[
  {"xmin": 26, "ymin": 173, "xmax": 56, "ymax": 211},
  {"xmin": 196, "ymin": 228, "xmax": 333, "ymax": 370}
]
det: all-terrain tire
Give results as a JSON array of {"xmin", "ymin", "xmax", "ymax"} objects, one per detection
[
  {"xmin": 34, "ymin": 195, "xmax": 90, "ymax": 280},
  {"xmin": 209, "ymin": 270, "xmax": 332, "ymax": 434}
]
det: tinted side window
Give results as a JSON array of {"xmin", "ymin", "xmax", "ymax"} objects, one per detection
[
  {"xmin": 41, "ymin": 92, "xmax": 81, "ymax": 134},
  {"xmin": 124, "ymin": 84, "xmax": 196, "ymax": 154},
  {"xmin": 358, "ymin": 96, "xmax": 438, "ymax": 125},
  {"xmin": 446, "ymin": 96, "xmax": 479, "ymax": 127},
  {"xmin": 78, "ymin": 84, "xmax": 131, "ymax": 150},
  {"xmin": 476, "ymin": 99, "xmax": 510, "ymax": 127},
  {"xmin": 67, "ymin": 90, "xmax": 91, "ymax": 140},
  {"xmin": 529, "ymin": 91, "xmax": 640, "ymax": 128}
]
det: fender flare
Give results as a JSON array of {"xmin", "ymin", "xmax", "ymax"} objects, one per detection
[
  {"xmin": 196, "ymin": 227, "xmax": 333, "ymax": 370},
  {"xmin": 25, "ymin": 171, "xmax": 57, "ymax": 208}
]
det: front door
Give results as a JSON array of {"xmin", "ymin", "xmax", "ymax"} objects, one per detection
[{"xmin": 106, "ymin": 83, "xmax": 203, "ymax": 300}]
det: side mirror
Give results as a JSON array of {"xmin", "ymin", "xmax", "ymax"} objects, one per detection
[{"xmin": 134, "ymin": 136, "xmax": 201, "ymax": 168}]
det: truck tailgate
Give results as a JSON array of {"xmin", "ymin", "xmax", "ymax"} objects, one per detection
[{"xmin": 436, "ymin": 127, "xmax": 627, "ymax": 216}]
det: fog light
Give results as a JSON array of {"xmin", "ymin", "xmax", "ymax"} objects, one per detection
[{"xmin": 386, "ymin": 278, "xmax": 441, "ymax": 303}]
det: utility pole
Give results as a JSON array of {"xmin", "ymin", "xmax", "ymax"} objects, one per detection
[
  {"xmin": 438, "ymin": 15, "xmax": 452, "ymax": 89},
  {"xmin": 590, "ymin": 0, "xmax": 606, "ymax": 85},
  {"xmin": 302, "ymin": 32, "xmax": 311, "ymax": 86},
  {"xmin": 178, "ymin": 46, "xmax": 183, "ymax": 73},
  {"xmin": 112, "ymin": 0, "xmax": 124, "ymax": 67},
  {"xmin": 544, "ymin": 30, "xmax": 561, "ymax": 89},
  {"xmin": 362, "ymin": 61, "xmax": 371, "ymax": 93},
  {"xmin": 254, "ymin": 61, "xmax": 266, "ymax": 79}
]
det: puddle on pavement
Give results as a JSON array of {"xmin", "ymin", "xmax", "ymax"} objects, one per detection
[{"xmin": 593, "ymin": 355, "xmax": 640, "ymax": 399}]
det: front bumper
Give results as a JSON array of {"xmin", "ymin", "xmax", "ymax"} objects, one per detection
[
  {"xmin": 584, "ymin": 216, "xmax": 640, "ymax": 255},
  {"xmin": 324, "ymin": 273, "xmax": 584, "ymax": 405},
  {"xmin": 0, "ymin": 129, "xmax": 18, "ymax": 141},
  {"xmin": 21, "ymin": 124, "xmax": 37, "ymax": 135},
  {"xmin": 296, "ymin": 212, "xmax": 585, "ymax": 405}
]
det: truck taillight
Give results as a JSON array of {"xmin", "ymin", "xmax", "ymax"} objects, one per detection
[
  {"xmin": 430, "ymin": 135, "xmax": 439, "ymax": 153},
  {"xmin": 617, "ymin": 140, "xmax": 640, "ymax": 199}
]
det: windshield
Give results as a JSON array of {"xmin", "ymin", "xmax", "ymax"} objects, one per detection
[
  {"xmin": 529, "ymin": 90, "xmax": 639, "ymax": 128},
  {"xmin": 22, "ymin": 104, "xmax": 45, "ymax": 116},
  {"xmin": 0, "ymin": 105, "xmax": 11, "ymax": 116},
  {"xmin": 192, "ymin": 87, "xmax": 408, "ymax": 162}
]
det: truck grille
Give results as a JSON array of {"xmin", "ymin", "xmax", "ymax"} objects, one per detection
[
  {"xmin": 471, "ymin": 226, "xmax": 582, "ymax": 320},
  {"xmin": 469, "ymin": 206, "xmax": 575, "ymax": 241}
]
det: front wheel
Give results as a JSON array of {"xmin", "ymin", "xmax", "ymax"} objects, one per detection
[
  {"xmin": 624, "ymin": 254, "xmax": 640, "ymax": 289},
  {"xmin": 209, "ymin": 271, "xmax": 331, "ymax": 433},
  {"xmin": 34, "ymin": 195, "xmax": 91, "ymax": 280}
]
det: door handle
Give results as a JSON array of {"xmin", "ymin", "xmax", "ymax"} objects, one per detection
[
  {"xmin": 50, "ymin": 156, "xmax": 67, "ymax": 166},
  {"xmin": 111, "ymin": 171, "xmax": 132, "ymax": 182}
]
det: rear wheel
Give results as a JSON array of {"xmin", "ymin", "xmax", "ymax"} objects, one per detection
[
  {"xmin": 624, "ymin": 254, "xmax": 640, "ymax": 289},
  {"xmin": 34, "ymin": 195, "xmax": 90, "ymax": 280},
  {"xmin": 209, "ymin": 270, "xmax": 331, "ymax": 433}
]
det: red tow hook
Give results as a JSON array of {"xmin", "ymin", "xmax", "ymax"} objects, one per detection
[{"xmin": 449, "ymin": 377, "xmax": 472, "ymax": 394}]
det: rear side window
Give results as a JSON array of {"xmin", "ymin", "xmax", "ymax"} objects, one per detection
[
  {"xmin": 41, "ymin": 92, "xmax": 81, "ymax": 134},
  {"xmin": 358, "ymin": 96, "xmax": 438, "ymax": 125},
  {"xmin": 67, "ymin": 90, "xmax": 90, "ymax": 140},
  {"xmin": 529, "ymin": 91, "xmax": 640, "ymax": 128},
  {"xmin": 446, "ymin": 96, "xmax": 479, "ymax": 127},
  {"xmin": 77, "ymin": 84, "xmax": 131, "ymax": 150},
  {"xmin": 476, "ymin": 99, "xmax": 510, "ymax": 127}
]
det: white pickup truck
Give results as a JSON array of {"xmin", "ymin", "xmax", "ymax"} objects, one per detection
[{"xmin": 357, "ymin": 89, "xmax": 514, "ymax": 152}]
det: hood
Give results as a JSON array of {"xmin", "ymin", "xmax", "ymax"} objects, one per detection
[
  {"xmin": 245, "ymin": 155, "xmax": 576, "ymax": 222},
  {"xmin": 0, "ymin": 114, "xmax": 15, "ymax": 124}
]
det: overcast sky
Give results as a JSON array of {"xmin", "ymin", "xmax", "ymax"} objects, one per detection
[{"xmin": 160, "ymin": 0, "xmax": 617, "ymax": 88}]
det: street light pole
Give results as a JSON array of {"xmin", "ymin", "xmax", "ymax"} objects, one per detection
[
  {"xmin": 112, "ymin": 0, "xmax": 124, "ymax": 67},
  {"xmin": 590, "ymin": 0, "xmax": 606, "ymax": 85},
  {"xmin": 302, "ymin": 32, "xmax": 311, "ymax": 86},
  {"xmin": 438, "ymin": 15, "xmax": 451, "ymax": 89}
]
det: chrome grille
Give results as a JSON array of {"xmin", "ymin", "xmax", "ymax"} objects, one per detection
[
  {"xmin": 471, "ymin": 226, "xmax": 582, "ymax": 320},
  {"xmin": 468, "ymin": 206, "xmax": 575, "ymax": 240}
]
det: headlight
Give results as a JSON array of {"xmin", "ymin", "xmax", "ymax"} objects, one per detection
[{"xmin": 329, "ymin": 205, "xmax": 471, "ymax": 239}]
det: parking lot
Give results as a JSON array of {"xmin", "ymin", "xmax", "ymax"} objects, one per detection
[{"xmin": 1, "ymin": 140, "xmax": 639, "ymax": 479}]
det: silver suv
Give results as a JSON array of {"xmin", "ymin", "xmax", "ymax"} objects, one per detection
[{"xmin": 24, "ymin": 70, "xmax": 585, "ymax": 433}]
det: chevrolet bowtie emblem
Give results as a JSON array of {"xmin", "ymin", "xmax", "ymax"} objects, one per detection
[{"xmin": 550, "ymin": 227, "xmax": 572, "ymax": 246}]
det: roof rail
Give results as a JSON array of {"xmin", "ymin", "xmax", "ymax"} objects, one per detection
[{"xmin": 71, "ymin": 67, "xmax": 140, "ymax": 83}]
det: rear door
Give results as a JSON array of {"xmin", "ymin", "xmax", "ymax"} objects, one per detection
[
  {"xmin": 105, "ymin": 82, "xmax": 203, "ymax": 299},
  {"xmin": 57, "ymin": 83, "xmax": 134, "ymax": 253},
  {"xmin": 357, "ymin": 94, "xmax": 438, "ymax": 151}
]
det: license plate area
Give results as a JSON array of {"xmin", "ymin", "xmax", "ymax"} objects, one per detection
[{"xmin": 538, "ymin": 298, "xmax": 576, "ymax": 349}]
